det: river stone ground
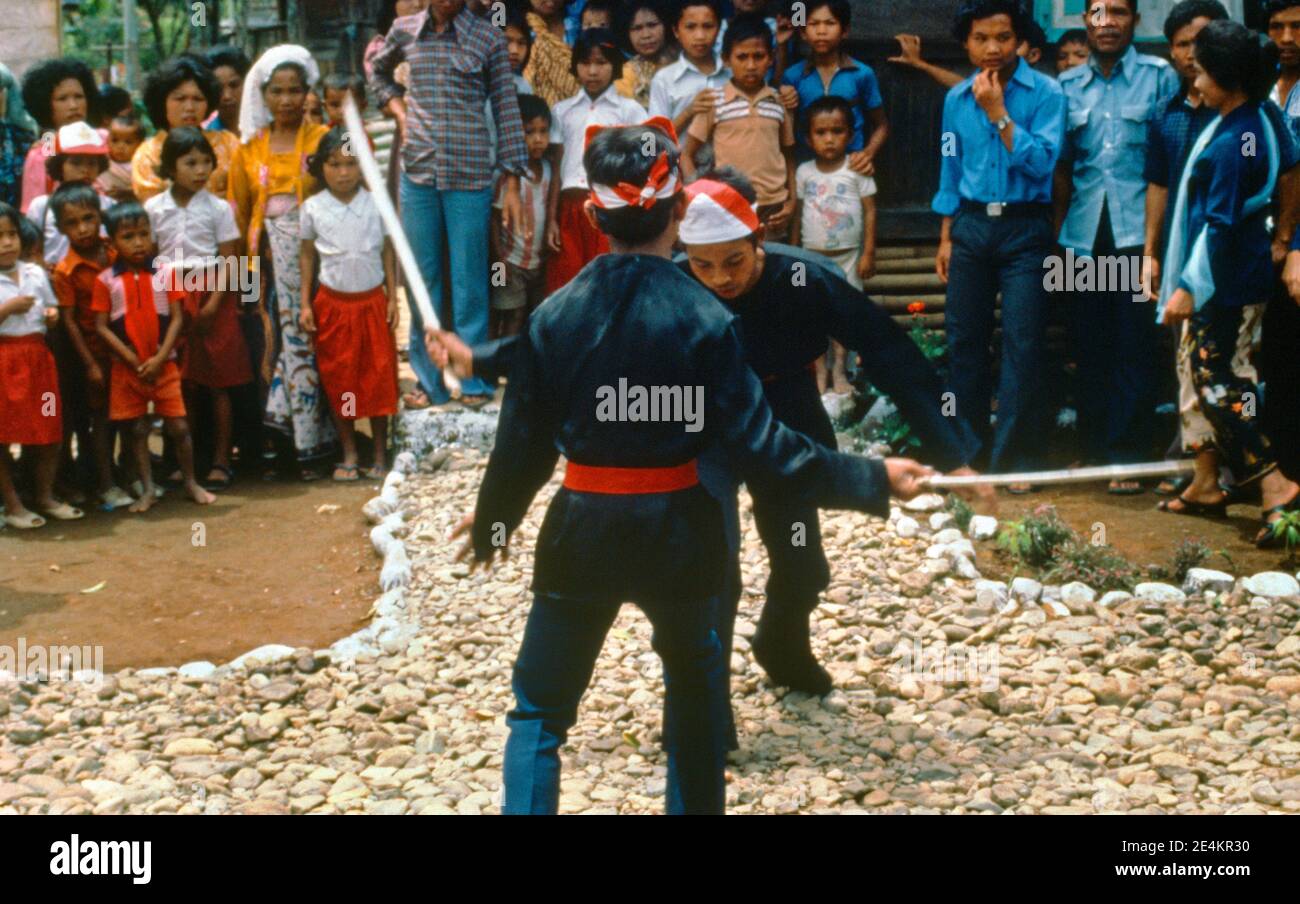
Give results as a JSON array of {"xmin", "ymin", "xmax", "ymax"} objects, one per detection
[{"xmin": 3, "ymin": 449, "xmax": 1300, "ymax": 815}]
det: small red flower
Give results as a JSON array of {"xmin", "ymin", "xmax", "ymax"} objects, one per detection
[{"xmin": 907, "ymin": 301, "xmax": 926, "ymax": 314}]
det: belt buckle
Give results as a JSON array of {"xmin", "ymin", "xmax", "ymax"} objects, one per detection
[{"xmin": 986, "ymin": 202, "xmax": 1004, "ymax": 217}]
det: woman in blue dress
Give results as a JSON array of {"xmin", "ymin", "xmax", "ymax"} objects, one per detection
[{"xmin": 1157, "ymin": 20, "xmax": 1300, "ymax": 547}]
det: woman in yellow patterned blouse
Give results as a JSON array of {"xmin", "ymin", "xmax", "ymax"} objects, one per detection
[
  {"xmin": 523, "ymin": 0, "xmax": 579, "ymax": 106},
  {"xmin": 229, "ymin": 46, "xmax": 333, "ymax": 477},
  {"xmin": 130, "ymin": 56, "xmax": 240, "ymax": 201},
  {"xmin": 614, "ymin": 0, "xmax": 678, "ymax": 109}
]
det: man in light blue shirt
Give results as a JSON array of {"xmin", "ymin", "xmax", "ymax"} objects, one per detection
[
  {"xmin": 1054, "ymin": 0, "xmax": 1179, "ymax": 488},
  {"xmin": 933, "ymin": 0, "xmax": 1066, "ymax": 480}
]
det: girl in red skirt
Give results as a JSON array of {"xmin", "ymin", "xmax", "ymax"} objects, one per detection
[
  {"xmin": 298, "ymin": 128, "xmax": 398, "ymax": 480},
  {"xmin": 0, "ymin": 202, "xmax": 84, "ymax": 529},
  {"xmin": 145, "ymin": 126, "xmax": 250, "ymax": 490}
]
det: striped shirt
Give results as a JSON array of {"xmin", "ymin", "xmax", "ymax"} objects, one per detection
[
  {"xmin": 368, "ymin": 7, "xmax": 527, "ymax": 190},
  {"xmin": 688, "ymin": 82, "xmax": 794, "ymax": 206}
]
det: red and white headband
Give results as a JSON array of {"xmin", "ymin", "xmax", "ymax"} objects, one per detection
[
  {"xmin": 680, "ymin": 179, "xmax": 760, "ymax": 245},
  {"xmin": 585, "ymin": 116, "xmax": 681, "ymax": 211}
]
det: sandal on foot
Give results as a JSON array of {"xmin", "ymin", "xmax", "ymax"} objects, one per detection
[
  {"xmin": 402, "ymin": 389, "xmax": 431, "ymax": 410},
  {"xmin": 99, "ymin": 486, "xmax": 135, "ymax": 511},
  {"xmin": 1108, "ymin": 480, "xmax": 1144, "ymax": 496},
  {"xmin": 365, "ymin": 465, "xmax": 388, "ymax": 480},
  {"xmin": 41, "ymin": 501, "xmax": 85, "ymax": 521},
  {"xmin": 1154, "ymin": 475, "xmax": 1192, "ymax": 497},
  {"xmin": 1157, "ymin": 494, "xmax": 1227, "ymax": 519},
  {"xmin": 1255, "ymin": 494, "xmax": 1300, "ymax": 548},
  {"xmin": 1006, "ymin": 483, "xmax": 1036, "ymax": 495},
  {"xmin": 203, "ymin": 464, "xmax": 234, "ymax": 491},
  {"xmin": 332, "ymin": 463, "xmax": 360, "ymax": 483},
  {"xmin": 459, "ymin": 394, "xmax": 492, "ymax": 410},
  {"xmin": 4, "ymin": 511, "xmax": 46, "ymax": 529}
]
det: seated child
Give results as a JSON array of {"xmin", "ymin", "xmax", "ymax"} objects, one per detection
[
  {"xmin": 27, "ymin": 122, "xmax": 115, "ymax": 267},
  {"xmin": 50, "ymin": 182, "xmax": 134, "ymax": 509},
  {"xmin": 97, "ymin": 114, "xmax": 146, "ymax": 203},
  {"xmin": 0, "ymin": 201, "xmax": 83, "ymax": 528},
  {"xmin": 491, "ymin": 94, "xmax": 552, "ymax": 339},
  {"xmin": 298, "ymin": 128, "xmax": 400, "ymax": 479},
  {"xmin": 145, "ymin": 126, "xmax": 249, "ymax": 491},
  {"xmin": 92, "ymin": 202, "xmax": 215, "ymax": 512}
]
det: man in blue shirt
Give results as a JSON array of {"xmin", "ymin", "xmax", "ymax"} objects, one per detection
[
  {"xmin": 933, "ymin": 0, "xmax": 1066, "ymax": 483},
  {"xmin": 1054, "ymin": 0, "xmax": 1179, "ymax": 491}
]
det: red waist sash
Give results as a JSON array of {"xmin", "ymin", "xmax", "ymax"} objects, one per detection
[{"xmin": 563, "ymin": 459, "xmax": 699, "ymax": 494}]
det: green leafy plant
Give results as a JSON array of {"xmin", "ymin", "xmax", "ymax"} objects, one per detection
[
  {"xmin": 1168, "ymin": 538, "xmax": 1211, "ymax": 584},
  {"xmin": 945, "ymin": 494, "xmax": 973, "ymax": 532},
  {"xmin": 1272, "ymin": 509, "xmax": 1300, "ymax": 563},
  {"xmin": 1044, "ymin": 542, "xmax": 1144, "ymax": 593},
  {"xmin": 996, "ymin": 505, "xmax": 1074, "ymax": 568}
]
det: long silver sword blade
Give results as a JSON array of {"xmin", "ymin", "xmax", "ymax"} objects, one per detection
[
  {"xmin": 923, "ymin": 460, "xmax": 1196, "ymax": 488},
  {"xmin": 342, "ymin": 95, "xmax": 461, "ymax": 397}
]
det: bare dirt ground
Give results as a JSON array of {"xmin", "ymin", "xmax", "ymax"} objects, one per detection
[{"xmin": 0, "ymin": 479, "xmax": 380, "ymax": 672}]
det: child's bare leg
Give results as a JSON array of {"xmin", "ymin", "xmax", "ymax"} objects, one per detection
[
  {"xmin": 208, "ymin": 388, "xmax": 233, "ymax": 481},
  {"xmin": 332, "ymin": 412, "xmax": 358, "ymax": 468},
  {"xmin": 32, "ymin": 443, "xmax": 65, "ymax": 511},
  {"xmin": 165, "ymin": 416, "xmax": 215, "ymax": 505},
  {"xmin": 814, "ymin": 354, "xmax": 830, "ymax": 394},
  {"xmin": 129, "ymin": 419, "xmax": 158, "ymax": 512},
  {"xmin": 91, "ymin": 409, "xmax": 116, "ymax": 495},
  {"xmin": 502, "ymin": 308, "xmax": 527, "ymax": 338},
  {"xmin": 0, "ymin": 447, "xmax": 35, "ymax": 519},
  {"xmin": 369, "ymin": 417, "xmax": 388, "ymax": 474},
  {"xmin": 830, "ymin": 340, "xmax": 852, "ymax": 394}
]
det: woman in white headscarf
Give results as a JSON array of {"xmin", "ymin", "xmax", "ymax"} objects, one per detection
[{"xmin": 228, "ymin": 45, "xmax": 335, "ymax": 478}]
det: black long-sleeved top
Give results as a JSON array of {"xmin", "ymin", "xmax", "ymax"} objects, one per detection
[
  {"xmin": 470, "ymin": 253, "xmax": 891, "ymax": 602},
  {"xmin": 472, "ymin": 244, "xmax": 977, "ymax": 471}
]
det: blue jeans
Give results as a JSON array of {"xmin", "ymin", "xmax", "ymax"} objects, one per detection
[
  {"xmin": 399, "ymin": 176, "xmax": 494, "ymax": 400},
  {"xmin": 503, "ymin": 591, "xmax": 730, "ymax": 815},
  {"xmin": 944, "ymin": 209, "xmax": 1051, "ymax": 472}
]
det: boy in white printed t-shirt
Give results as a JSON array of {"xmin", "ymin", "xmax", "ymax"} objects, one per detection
[
  {"xmin": 491, "ymin": 94, "xmax": 553, "ymax": 339},
  {"xmin": 791, "ymin": 96, "xmax": 877, "ymax": 394}
]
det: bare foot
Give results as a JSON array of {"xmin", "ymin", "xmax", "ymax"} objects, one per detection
[
  {"xmin": 186, "ymin": 481, "xmax": 216, "ymax": 505},
  {"xmin": 129, "ymin": 492, "xmax": 157, "ymax": 513},
  {"xmin": 831, "ymin": 374, "xmax": 853, "ymax": 394}
]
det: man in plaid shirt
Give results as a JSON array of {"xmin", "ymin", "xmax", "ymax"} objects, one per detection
[{"xmin": 370, "ymin": 0, "xmax": 529, "ymax": 406}]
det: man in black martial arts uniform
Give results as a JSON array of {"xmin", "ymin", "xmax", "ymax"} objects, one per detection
[
  {"xmin": 464, "ymin": 119, "xmax": 935, "ymax": 814},
  {"xmin": 436, "ymin": 169, "xmax": 988, "ymax": 701}
]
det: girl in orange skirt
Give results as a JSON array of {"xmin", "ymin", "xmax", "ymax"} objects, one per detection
[
  {"xmin": 0, "ymin": 202, "xmax": 84, "ymax": 529},
  {"xmin": 145, "ymin": 127, "xmax": 250, "ymax": 490},
  {"xmin": 298, "ymin": 128, "xmax": 398, "ymax": 480}
]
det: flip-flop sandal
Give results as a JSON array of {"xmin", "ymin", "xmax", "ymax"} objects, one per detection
[
  {"xmin": 99, "ymin": 486, "xmax": 135, "ymax": 511},
  {"xmin": 203, "ymin": 464, "xmax": 234, "ymax": 491},
  {"xmin": 365, "ymin": 466, "xmax": 389, "ymax": 480},
  {"xmin": 402, "ymin": 390, "xmax": 432, "ymax": 410},
  {"xmin": 1154, "ymin": 475, "xmax": 1192, "ymax": 497},
  {"xmin": 41, "ymin": 501, "xmax": 85, "ymax": 521},
  {"xmin": 1157, "ymin": 494, "xmax": 1227, "ymax": 519},
  {"xmin": 459, "ymin": 395, "xmax": 492, "ymax": 410},
  {"xmin": 4, "ymin": 511, "xmax": 46, "ymax": 530},
  {"xmin": 332, "ymin": 463, "xmax": 360, "ymax": 482},
  {"xmin": 1006, "ymin": 484, "xmax": 1036, "ymax": 495},
  {"xmin": 1255, "ymin": 494, "xmax": 1300, "ymax": 548},
  {"xmin": 1108, "ymin": 481, "xmax": 1144, "ymax": 495}
]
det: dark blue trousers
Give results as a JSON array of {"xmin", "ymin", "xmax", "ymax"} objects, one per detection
[
  {"xmin": 944, "ymin": 208, "xmax": 1051, "ymax": 471},
  {"xmin": 502, "ymin": 591, "xmax": 730, "ymax": 815},
  {"xmin": 1069, "ymin": 205, "xmax": 1159, "ymax": 465}
]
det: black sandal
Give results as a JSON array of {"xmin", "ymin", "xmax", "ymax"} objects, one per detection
[
  {"xmin": 203, "ymin": 464, "xmax": 234, "ymax": 491},
  {"xmin": 1157, "ymin": 494, "xmax": 1227, "ymax": 519},
  {"xmin": 1154, "ymin": 474, "xmax": 1192, "ymax": 497}
]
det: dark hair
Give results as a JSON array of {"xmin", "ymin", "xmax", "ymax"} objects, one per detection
[
  {"xmin": 803, "ymin": 0, "xmax": 851, "ymax": 30},
  {"xmin": 693, "ymin": 166, "xmax": 760, "ymax": 243},
  {"xmin": 0, "ymin": 200, "xmax": 24, "ymax": 235},
  {"xmin": 45, "ymin": 145, "xmax": 110, "ymax": 184},
  {"xmin": 50, "ymin": 182, "xmax": 102, "ymax": 225},
  {"xmin": 804, "ymin": 95, "xmax": 853, "ymax": 132},
  {"xmin": 1164, "ymin": 0, "xmax": 1228, "ymax": 41},
  {"xmin": 143, "ymin": 55, "xmax": 219, "ymax": 132},
  {"xmin": 584, "ymin": 124, "xmax": 681, "ymax": 243},
  {"xmin": 503, "ymin": 5, "xmax": 534, "ymax": 69},
  {"xmin": 1263, "ymin": 1, "xmax": 1300, "ymax": 25},
  {"xmin": 1195, "ymin": 19, "xmax": 1279, "ymax": 103},
  {"xmin": 616, "ymin": 0, "xmax": 667, "ymax": 55},
  {"xmin": 17, "ymin": 213, "xmax": 43, "ymax": 257},
  {"xmin": 1021, "ymin": 19, "xmax": 1048, "ymax": 53},
  {"xmin": 324, "ymin": 72, "xmax": 366, "ymax": 97},
  {"xmin": 307, "ymin": 127, "xmax": 352, "ymax": 183},
  {"xmin": 571, "ymin": 28, "xmax": 627, "ymax": 80},
  {"xmin": 21, "ymin": 59, "xmax": 99, "ymax": 131},
  {"xmin": 722, "ymin": 11, "xmax": 773, "ymax": 56},
  {"xmin": 673, "ymin": 0, "xmax": 722, "ymax": 28},
  {"xmin": 518, "ymin": 93, "xmax": 552, "ymax": 127},
  {"xmin": 205, "ymin": 44, "xmax": 252, "ymax": 78},
  {"xmin": 103, "ymin": 201, "xmax": 151, "ymax": 239},
  {"xmin": 582, "ymin": 0, "xmax": 617, "ymax": 21},
  {"xmin": 98, "ymin": 84, "xmax": 134, "ymax": 121},
  {"xmin": 953, "ymin": 0, "xmax": 1031, "ymax": 43},
  {"xmin": 110, "ymin": 113, "xmax": 147, "ymax": 140},
  {"xmin": 159, "ymin": 126, "xmax": 217, "ymax": 181},
  {"xmin": 1057, "ymin": 27, "xmax": 1088, "ymax": 46}
]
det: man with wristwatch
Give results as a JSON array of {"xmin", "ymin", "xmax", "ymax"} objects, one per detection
[{"xmin": 933, "ymin": 0, "xmax": 1066, "ymax": 491}]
